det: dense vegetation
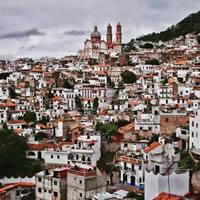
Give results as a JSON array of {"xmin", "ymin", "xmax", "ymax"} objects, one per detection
[
  {"xmin": 96, "ymin": 122, "xmax": 118, "ymax": 136},
  {"xmin": 121, "ymin": 70, "xmax": 136, "ymax": 84},
  {"xmin": 75, "ymin": 95, "xmax": 83, "ymax": 113},
  {"xmin": 126, "ymin": 191, "xmax": 144, "ymax": 200},
  {"xmin": 145, "ymin": 59, "xmax": 160, "ymax": 65},
  {"xmin": 24, "ymin": 111, "xmax": 36, "ymax": 123},
  {"xmin": 63, "ymin": 79, "xmax": 74, "ymax": 89},
  {"xmin": 97, "ymin": 151, "xmax": 115, "ymax": 173},
  {"xmin": 137, "ymin": 10, "xmax": 200, "ymax": 42},
  {"xmin": 0, "ymin": 124, "xmax": 42, "ymax": 178},
  {"xmin": 0, "ymin": 72, "xmax": 11, "ymax": 80}
]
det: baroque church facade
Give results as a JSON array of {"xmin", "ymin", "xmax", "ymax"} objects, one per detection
[{"xmin": 78, "ymin": 23, "xmax": 122, "ymax": 60}]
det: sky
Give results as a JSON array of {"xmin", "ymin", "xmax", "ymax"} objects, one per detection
[{"xmin": 0, "ymin": 0, "xmax": 200, "ymax": 60}]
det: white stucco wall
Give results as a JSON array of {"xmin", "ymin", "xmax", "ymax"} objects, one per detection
[{"xmin": 145, "ymin": 170, "xmax": 189, "ymax": 200}]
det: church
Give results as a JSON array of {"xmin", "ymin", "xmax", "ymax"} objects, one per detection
[{"xmin": 78, "ymin": 23, "xmax": 122, "ymax": 60}]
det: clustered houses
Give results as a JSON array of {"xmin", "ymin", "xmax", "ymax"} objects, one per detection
[
  {"xmin": 1, "ymin": 31, "xmax": 200, "ymax": 199},
  {"xmin": 35, "ymin": 166, "xmax": 106, "ymax": 200},
  {"xmin": 27, "ymin": 135, "xmax": 101, "ymax": 168}
]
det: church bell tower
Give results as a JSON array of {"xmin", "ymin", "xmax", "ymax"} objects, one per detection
[
  {"xmin": 106, "ymin": 23, "xmax": 112, "ymax": 44},
  {"xmin": 116, "ymin": 22, "xmax": 122, "ymax": 44}
]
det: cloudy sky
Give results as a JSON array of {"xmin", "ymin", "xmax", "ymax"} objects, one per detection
[{"xmin": 0, "ymin": 0, "xmax": 200, "ymax": 60}]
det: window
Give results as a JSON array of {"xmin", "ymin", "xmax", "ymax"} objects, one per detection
[
  {"xmin": 124, "ymin": 144, "xmax": 128, "ymax": 147},
  {"xmin": 196, "ymin": 123, "xmax": 198, "ymax": 128},
  {"xmin": 49, "ymin": 190, "xmax": 51, "ymax": 193},
  {"xmin": 192, "ymin": 132, "xmax": 194, "ymax": 137},
  {"xmin": 192, "ymin": 121, "xmax": 194, "ymax": 127},
  {"xmin": 44, "ymin": 189, "xmax": 47, "ymax": 193},
  {"xmin": 54, "ymin": 192, "xmax": 58, "ymax": 197},
  {"xmin": 80, "ymin": 193, "xmax": 82, "ymax": 198},
  {"xmin": 57, "ymin": 155, "xmax": 60, "ymax": 159},
  {"xmin": 54, "ymin": 181, "xmax": 57, "ymax": 185},
  {"xmin": 38, "ymin": 188, "xmax": 42, "ymax": 193},
  {"xmin": 80, "ymin": 180, "xmax": 82, "ymax": 184},
  {"xmin": 165, "ymin": 118, "xmax": 169, "ymax": 122},
  {"xmin": 139, "ymin": 177, "xmax": 142, "ymax": 183},
  {"xmin": 139, "ymin": 166, "xmax": 142, "ymax": 170},
  {"xmin": 51, "ymin": 155, "xmax": 53, "ymax": 159},
  {"xmin": 155, "ymin": 165, "xmax": 160, "ymax": 174},
  {"xmin": 149, "ymin": 127, "xmax": 152, "ymax": 131},
  {"xmin": 124, "ymin": 162, "xmax": 127, "ymax": 170},
  {"xmin": 38, "ymin": 177, "xmax": 42, "ymax": 182},
  {"xmin": 140, "ymin": 127, "xmax": 142, "ymax": 130}
]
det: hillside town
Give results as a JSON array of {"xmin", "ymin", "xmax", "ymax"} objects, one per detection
[{"xmin": 1, "ymin": 22, "xmax": 200, "ymax": 200}]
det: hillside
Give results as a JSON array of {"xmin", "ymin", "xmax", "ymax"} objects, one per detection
[{"xmin": 136, "ymin": 10, "xmax": 200, "ymax": 42}]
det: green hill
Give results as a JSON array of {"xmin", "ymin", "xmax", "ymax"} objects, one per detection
[{"xmin": 136, "ymin": 10, "xmax": 200, "ymax": 42}]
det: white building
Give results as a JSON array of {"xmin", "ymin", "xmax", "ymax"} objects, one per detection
[
  {"xmin": 44, "ymin": 135, "xmax": 101, "ymax": 167},
  {"xmin": 144, "ymin": 142, "xmax": 189, "ymax": 200},
  {"xmin": 189, "ymin": 109, "xmax": 200, "ymax": 154},
  {"xmin": 78, "ymin": 24, "xmax": 122, "ymax": 60},
  {"xmin": 35, "ymin": 166, "xmax": 107, "ymax": 200},
  {"xmin": 120, "ymin": 156, "xmax": 145, "ymax": 189}
]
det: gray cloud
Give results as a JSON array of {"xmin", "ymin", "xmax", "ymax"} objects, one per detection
[
  {"xmin": 0, "ymin": 0, "xmax": 199, "ymax": 59},
  {"xmin": 0, "ymin": 53, "xmax": 15, "ymax": 60},
  {"xmin": 0, "ymin": 28, "xmax": 45, "ymax": 39},
  {"xmin": 64, "ymin": 30, "xmax": 87, "ymax": 36}
]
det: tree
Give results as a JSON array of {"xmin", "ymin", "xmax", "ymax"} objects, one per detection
[
  {"xmin": 52, "ymin": 72, "xmax": 60, "ymax": 79},
  {"xmin": 141, "ymin": 43, "xmax": 153, "ymax": 49},
  {"xmin": 75, "ymin": 95, "xmax": 83, "ymax": 112},
  {"xmin": 0, "ymin": 72, "xmax": 11, "ymax": 80},
  {"xmin": 107, "ymin": 76, "xmax": 115, "ymax": 88},
  {"xmin": 0, "ymin": 128, "xmax": 28, "ymax": 177},
  {"xmin": 145, "ymin": 59, "xmax": 160, "ymax": 65},
  {"xmin": 63, "ymin": 79, "xmax": 74, "ymax": 89},
  {"xmin": 9, "ymin": 87, "xmax": 17, "ymax": 98},
  {"xmin": 47, "ymin": 90, "xmax": 54, "ymax": 98},
  {"xmin": 121, "ymin": 70, "xmax": 136, "ymax": 83},
  {"xmin": 197, "ymin": 35, "xmax": 200, "ymax": 44},
  {"xmin": 93, "ymin": 97, "xmax": 99, "ymax": 113},
  {"xmin": 39, "ymin": 116, "xmax": 49, "ymax": 125},
  {"xmin": 96, "ymin": 122, "xmax": 118, "ymax": 136},
  {"xmin": 24, "ymin": 111, "xmax": 36, "ymax": 123},
  {"xmin": 35, "ymin": 132, "xmax": 48, "ymax": 141},
  {"xmin": 126, "ymin": 191, "xmax": 144, "ymax": 200},
  {"xmin": 2, "ymin": 123, "xmax": 8, "ymax": 130}
]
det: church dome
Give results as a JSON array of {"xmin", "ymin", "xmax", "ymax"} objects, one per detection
[{"xmin": 91, "ymin": 26, "xmax": 101, "ymax": 38}]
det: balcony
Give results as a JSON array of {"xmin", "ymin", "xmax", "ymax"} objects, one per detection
[
  {"xmin": 122, "ymin": 168, "xmax": 136, "ymax": 175},
  {"xmin": 71, "ymin": 149, "xmax": 94, "ymax": 154}
]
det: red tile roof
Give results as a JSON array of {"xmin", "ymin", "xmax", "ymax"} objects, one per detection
[
  {"xmin": 14, "ymin": 129, "xmax": 24, "ymax": 134},
  {"xmin": 153, "ymin": 192, "xmax": 185, "ymax": 200},
  {"xmin": 119, "ymin": 123, "xmax": 134, "ymax": 133},
  {"xmin": 36, "ymin": 123, "xmax": 46, "ymax": 129},
  {"xmin": 7, "ymin": 120, "xmax": 27, "ymax": 124},
  {"xmin": 50, "ymin": 96, "xmax": 60, "ymax": 101},
  {"xmin": 120, "ymin": 157, "xmax": 143, "ymax": 165},
  {"xmin": 96, "ymin": 71, "xmax": 106, "ymax": 75},
  {"xmin": 143, "ymin": 142, "xmax": 161, "ymax": 153},
  {"xmin": 5, "ymin": 102, "xmax": 16, "ymax": 107},
  {"xmin": 28, "ymin": 143, "xmax": 57, "ymax": 151}
]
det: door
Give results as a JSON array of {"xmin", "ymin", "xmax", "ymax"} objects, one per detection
[{"xmin": 131, "ymin": 176, "xmax": 135, "ymax": 185}]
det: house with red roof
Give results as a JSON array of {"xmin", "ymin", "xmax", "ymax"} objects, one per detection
[
  {"xmin": 144, "ymin": 142, "xmax": 189, "ymax": 200},
  {"xmin": 119, "ymin": 156, "xmax": 147, "ymax": 190},
  {"xmin": 7, "ymin": 120, "xmax": 27, "ymax": 130},
  {"xmin": 153, "ymin": 192, "xmax": 186, "ymax": 200}
]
